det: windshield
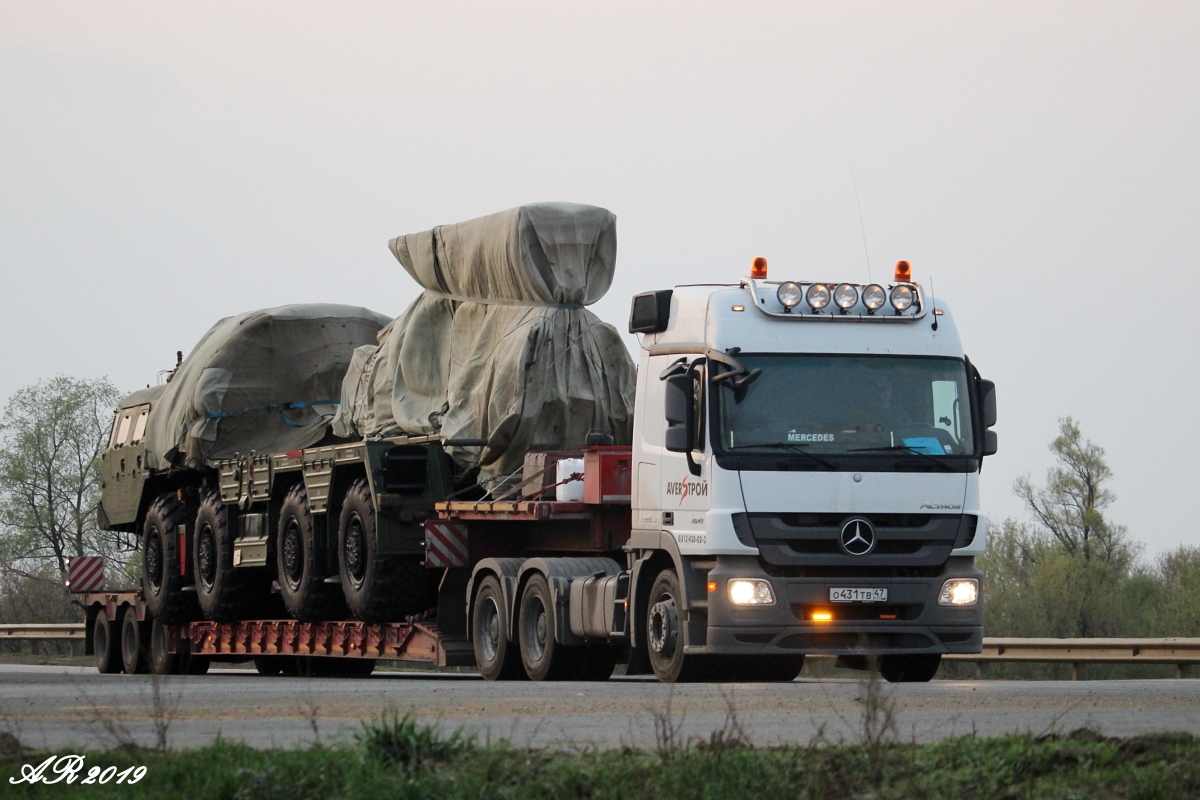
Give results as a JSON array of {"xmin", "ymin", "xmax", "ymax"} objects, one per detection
[{"xmin": 715, "ymin": 355, "xmax": 975, "ymax": 457}]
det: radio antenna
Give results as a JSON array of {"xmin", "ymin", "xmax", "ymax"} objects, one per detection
[
  {"xmin": 851, "ymin": 166, "xmax": 873, "ymax": 283},
  {"xmin": 929, "ymin": 276, "xmax": 939, "ymax": 331}
]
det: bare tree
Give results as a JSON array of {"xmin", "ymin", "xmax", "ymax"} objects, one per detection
[
  {"xmin": 0, "ymin": 376, "xmax": 123, "ymax": 581},
  {"xmin": 1014, "ymin": 416, "xmax": 1135, "ymax": 567}
]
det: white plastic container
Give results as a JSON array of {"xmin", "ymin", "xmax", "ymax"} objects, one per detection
[{"xmin": 555, "ymin": 457, "xmax": 586, "ymax": 502}]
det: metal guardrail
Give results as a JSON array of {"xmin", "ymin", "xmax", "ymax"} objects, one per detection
[
  {"xmin": 944, "ymin": 637, "xmax": 1200, "ymax": 679},
  {"xmin": 0, "ymin": 623, "xmax": 85, "ymax": 640}
]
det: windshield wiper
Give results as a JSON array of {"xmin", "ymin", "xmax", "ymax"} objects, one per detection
[
  {"xmin": 725, "ymin": 443, "xmax": 838, "ymax": 470},
  {"xmin": 848, "ymin": 444, "xmax": 954, "ymax": 471}
]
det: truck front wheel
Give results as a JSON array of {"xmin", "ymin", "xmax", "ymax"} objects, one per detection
[
  {"xmin": 646, "ymin": 568, "xmax": 710, "ymax": 683},
  {"xmin": 278, "ymin": 484, "xmax": 347, "ymax": 621},
  {"xmin": 472, "ymin": 575, "xmax": 524, "ymax": 681},
  {"xmin": 142, "ymin": 494, "xmax": 197, "ymax": 623}
]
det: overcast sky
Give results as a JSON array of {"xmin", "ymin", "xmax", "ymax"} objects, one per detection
[{"xmin": 2, "ymin": 2, "xmax": 1197, "ymax": 556}]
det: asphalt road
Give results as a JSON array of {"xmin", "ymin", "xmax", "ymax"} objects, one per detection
[{"xmin": 2, "ymin": 664, "xmax": 1199, "ymax": 751}]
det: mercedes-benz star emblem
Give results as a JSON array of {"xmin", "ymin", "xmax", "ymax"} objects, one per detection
[{"xmin": 839, "ymin": 518, "xmax": 876, "ymax": 556}]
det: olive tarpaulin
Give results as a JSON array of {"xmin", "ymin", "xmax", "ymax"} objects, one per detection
[
  {"xmin": 331, "ymin": 202, "xmax": 637, "ymax": 484},
  {"xmin": 130, "ymin": 304, "xmax": 391, "ymax": 469}
]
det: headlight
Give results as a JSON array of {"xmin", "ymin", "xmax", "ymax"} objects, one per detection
[
  {"xmin": 890, "ymin": 284, "xmax": 915, "ymax": 312},
  {"xmin": 805, "ymin": 284, "xmax": 830, "ymax": 311},
  {"xmin": 862, "ymin": 284, "xmax": 886, "ymax": 310},
  {"xmin": 777, "ymin": 281, "xmax": 802, "ymax": 309},
  {"xmin": 938, "ymin": 578, "xmax": 979, "ymax": 606},
  {"xmin": 728, "ymin": 579, "xmax": 776, "ymax": 606},
  {"xmin": 834, "ymin": 283, "xmax": 859, "ymax": 310}
]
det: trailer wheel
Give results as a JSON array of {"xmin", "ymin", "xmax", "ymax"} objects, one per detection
[
  {"xmin": 194, "ymin": 491, "xmax": 271, "ymax": 621},
  {"xmin": 93, "ymin": 612, "xmax": 123, "ymax": 674},
  {"xmin": 185, "ymin": 654, "xmax": 211, "ymax": 675},
  {"xmin": 338, "ymin": 478, "xmax": 434, "ymax": 623},
  {"xmin": 879, "ymin": 653, "xmax": 941, "ymax": 683},
  {"xmin": 149, "ymin": 619, "xmax": 183, "ymax": 675},
  {"xmin": 472, "ymin": 575, "xmax": 524, "ymax": 681},
  {"xmin": 120, "ymin": 606, "xmax": 150, "ymax": 674},
  {"xmin": 142, "ymin": 493, "xmax": 198, "ymax": 624},
  {"xmin": 253, "ymin": 657, "xmax": 284, "ymax": 676},
  {"xmin": 518, "ymin": 574, "xmax": 582, "ymax": 681},
  {"xmin": 278, "ymin": 484, "xmax": 347, "ymax": 621},
  {"xmin": 646, "ymin": 568, "xmax": 710, "ymax": 683}
]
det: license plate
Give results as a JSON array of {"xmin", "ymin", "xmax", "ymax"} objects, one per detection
[{"xmin": 829, "ymin": 587, "xmax": 888, "ymax": 603}]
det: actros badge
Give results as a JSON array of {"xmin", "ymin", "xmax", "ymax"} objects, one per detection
[{"xmin": 839, "ymin": 518, "xmax": 876, "ymax": 556}]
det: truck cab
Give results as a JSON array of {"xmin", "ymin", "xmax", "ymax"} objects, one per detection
[{"xmin": 625, "ymin": 262, "xmax": 996, "ymax": 682}]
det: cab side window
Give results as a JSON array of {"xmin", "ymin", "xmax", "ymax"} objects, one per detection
[
  {"xmin": 111, "ymin": 411, "xmax": 134, "ymax": 449},
  {"xmin": 691, "ymin": 365, "xmax": 706, "ymax": 452}
]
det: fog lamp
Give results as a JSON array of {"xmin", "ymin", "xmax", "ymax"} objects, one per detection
[
  {"xmin": 938, "ymin": 578, "xmax": 979, "ymax": 606},
  {"xmin": 728, "ymin": 579, "xmax": 776, "ymax": 606},
  {"xmin": 806, "ymin": 284, "xmax": 830, "ymax": 311},
  {"xmin": 834, "ymin": 283, "xmax": 859, "ymax": 310},
  {"xmin": 862, "ymin": 284, "xmax": 886, "ymax": 310},
  {"xmin": 890, "ymin": 284, "xmax": 915, "ymax": 312},
  {"xmin": 777, "ymin": 281, "xmax": 803, "ymax": 309}
]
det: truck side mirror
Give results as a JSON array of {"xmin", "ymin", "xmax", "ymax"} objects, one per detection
[
  {"xmin": 983, "ymin": 429, "xmax": 998, "ymax": 457},
  {"xmin": 978, "ymin": 379, "xmax": 997, "ymax": 429},
  {"xmin": 664, "ymin": 374, "xmax": 694, "ymax": 453}
]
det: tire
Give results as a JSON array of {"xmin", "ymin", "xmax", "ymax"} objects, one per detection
[
  {"xmin": 472, "ymin": 575, "xmax": 524, "ymax": 681},
  {"xmin": 120, "ymin": 606, "xmax": 150, "ymax": 675},
  {"xmin": 645, "ymin": 568, "xmax": 709, "ymax": 683},
  {"xmin": 185, "ymin": 655, "xmax": 211, "ymax": 675},
  {"xmin": 277, "ymin": 483, "xmax": 347, "ymax": 621},
  {"xmin": 194, "ymin": 491, "xmax": 271, "ymax": 621},
  {"xmin": 517, "ymin": 574, "xmax": 582, "ymax": 681},
  {"xmin": 879, "ymin": 653, "xmax": 941, "ymax": 683},
  {"xmin": 93, "ymin": 612, "xmax": 123, "ymax": 674},
  {"xmin": 338, "ymin": 478, "xmax": 434, "ymax": 623},
  {"xmin": 142, "ymin": 493, "xmax": 198, "ymax": 624},
  {"xmin": 575, "ymin": 645, "xmax": 619, "ymax": 682},
  {"xmin": 254, "ymin": 657, "xmax": 284, "ymax": 676},
  {"xmin": 149, "ymin": 618, "xmax": 183, "ymax": 675}
]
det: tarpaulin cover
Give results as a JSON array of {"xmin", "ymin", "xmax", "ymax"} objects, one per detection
[
  {"xmin": 332, "ymin": 203, "xmax": 637, "ymax": 483},
  {"xmin": 136, "ymin": 304, "xmax": 391, "ymax": 469}
]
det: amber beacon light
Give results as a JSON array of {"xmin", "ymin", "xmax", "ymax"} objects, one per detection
[
  {"xmin": 894, "ymin": 260, "xmax": 912, "ymax": 282},
  {"xmin": 750, "ymin": 257, "xmax": 768, "ymax": 279}
]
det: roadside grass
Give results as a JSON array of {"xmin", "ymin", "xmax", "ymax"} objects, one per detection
[{"xmin": 4, "ymin": 718, "xmax": 1199, "ymax": 800}]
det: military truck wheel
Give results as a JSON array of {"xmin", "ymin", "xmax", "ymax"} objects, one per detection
[
  {"xmin": 646, "ymin": 568, "xmax": 711, "ymax": 683},
  {"xmin": 278, "ymin": 484, "xmax": 347, "ymax": 621},
  {"xmin": 142, "ymin": 494, "xmax": 198, "ymax": 624},
  {"xmin": 472, "ymin": 575, "xmax": 524, "ymax": 681},
  {"xmin": 93, "ymin": 612, "xmax": 123, "ymax": 674},
  {"xmin": 194, "ymin": 491, "xmax": 271, "ymax": 621},
  {"xmin": 149, "ymin": 619, "xmax": 183, "ymax": 675},
  {"xmin": 518, "ymin": 574, "xmax": 583, "ymax": 681},
  {"xmin": 120, "ymin": 606, "xmax": 150, "ymax": 674},
  {"xmin": 879, "ymin": 653, "xmax": 941, "ymax": 683},
  {"xmin": 338, "ymin": 479, "xmax": 434, "ymax": 623}
]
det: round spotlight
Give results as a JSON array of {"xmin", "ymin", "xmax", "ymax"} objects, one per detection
[
  {"xmin": 890, "ymin": 285, "xmax": 915, "ymax": 311},
  {"xmin": 776, "ymin": 281, "xmax": 803, "ymax": 309},
  {"xmin": 862, "ymin": 284, "xmax": 886, "ymax": 311},
  {"xmin": 806, "ymin": 283, "xmax": 831, "ymax": 310},
  {"xmin": 834, "ymin": 283, "xmax": 859, "ymax": 310}
]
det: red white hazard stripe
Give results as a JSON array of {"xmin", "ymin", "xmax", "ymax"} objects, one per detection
[
  {"xmin": 424, "ymin": 521, "xmax": 468, "ymax": 569},
  {"xmin": 67, "ymin": 556, "xmax": 105, "ymax": 593}
]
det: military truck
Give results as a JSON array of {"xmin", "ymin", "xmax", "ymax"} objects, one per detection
[{"xmin": 81, "ymin": 204, "xmax": 996, "ymax": 683}]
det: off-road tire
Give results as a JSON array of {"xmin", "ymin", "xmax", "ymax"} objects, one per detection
[
  {"xmin": 194, "ymin": 491, "xmax": 272, "ymax": 621},
  {"xmin": 278, "ymin": 483, "xmax": 347, "ymax": 621},
  {"xmin": 142, "ymin": 493, "xmax": 198, "ymax": 624},
  {"xmin": 338, "ymin": 478, "xmax": 434, "ymax": 623},
  {"xmin": 472, "ymin": 575, "xmax": 524, "ymax": 681},
  {"xmin": 120, "ymin": 606, "xmax": 150, "ymax": 674},
  {"xmin": 646, "ymin": 568, "xmax": 712, "ymax": 683},
  {"xmin": 93, "ymin": 612, "xmax": 122, "ymax": 674},
  {"xmin": 879, "ymin": 653, "xmax": 941, "ymax": 683},
  {"xmin": 518, "ymin": 574, "xmax": 583, "ymax": 681}
]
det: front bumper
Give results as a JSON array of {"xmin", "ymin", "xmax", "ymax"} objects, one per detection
[{"xmin": 688, "ymin": 555, "xmax": 983, "ymax": 656}]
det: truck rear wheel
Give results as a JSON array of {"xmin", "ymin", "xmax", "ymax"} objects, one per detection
[
  {"xmin": 646, "ymin": 568, "xmax": 710, "ymax": 683},
  {"xmin": 142, "ymin": 493, "xmax": 198, "ymax": 624},
  {"xmin": 338, "ymin": 479, "xmax": 434, "ymax": 623},
  {"xmin": 93, "ymin": 612, "xmax": 122, "ymax": 674},
  {"xmin": 879, "ymin": 653, "xmax": 941, "ymax": 683},
  {"xmin": 518, "ymin": 574, "xmax": 582, "ymax": 681},
  {"xmin": 472, "ymin": 575, "xmax": 524, "ymax": 681},
  {"xmin": 278, "ymin": 484, "xmax": 347, "ymax": 621},
  {"xmin": 120, "ymin": 606, "xmax": 150, "ymax": 674},
  {"xmin": 194, "ymin": 491, "xmax": 271, "ymax": 621}
]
